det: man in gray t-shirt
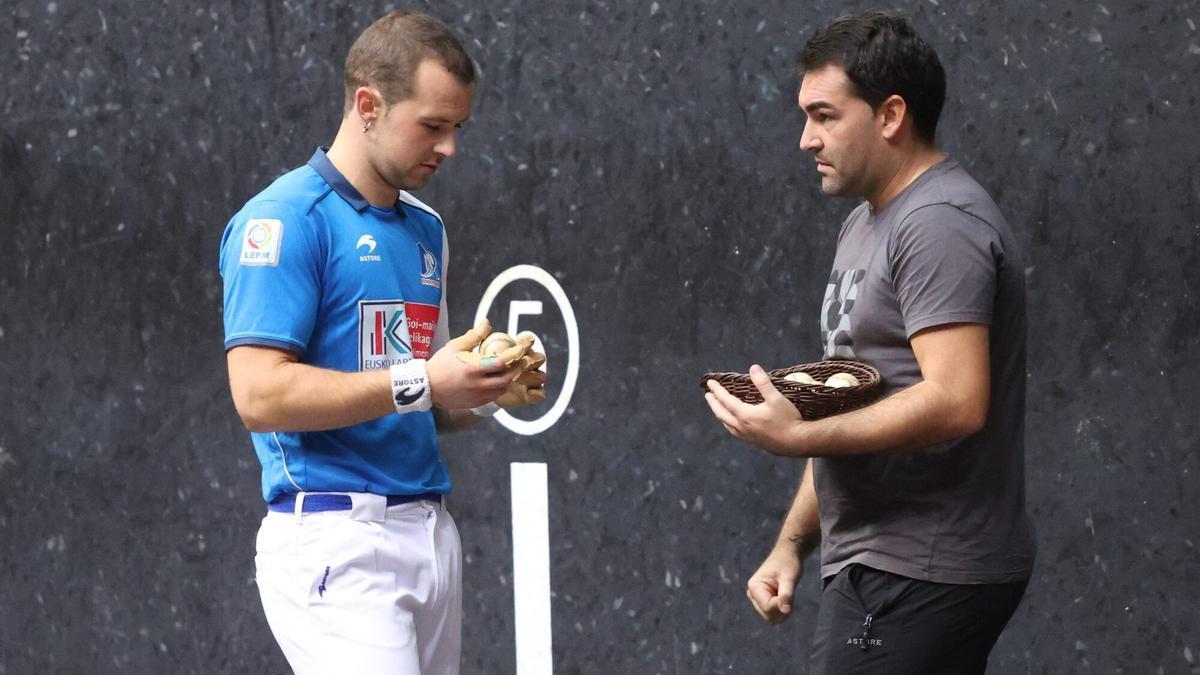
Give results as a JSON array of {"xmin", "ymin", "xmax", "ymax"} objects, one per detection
[
  {"xmin": 818, "ymin": 158, "xmax": 1035, "ymax": 585},
  {"xmin": 705, "ymin": 11, "xmax": 1033, "ymax": 674}
]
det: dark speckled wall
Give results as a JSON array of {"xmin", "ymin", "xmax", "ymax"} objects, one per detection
[{"xmin": 2, "ymin": 0, "xmax": 1198, "ymax": 673}]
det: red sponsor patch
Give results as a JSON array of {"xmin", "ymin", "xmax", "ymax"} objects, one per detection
[{"xmin": 405, "ymin": 302, "xmax": 439, "ymax": 359}]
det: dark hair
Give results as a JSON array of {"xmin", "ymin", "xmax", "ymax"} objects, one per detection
[
  {"xmin": 344, "ymin": 11, "xmax": 475, "ymax": 112},
  {"xmin": 798, "ymin": 10, "xmax": 945, "ymax": 143}
]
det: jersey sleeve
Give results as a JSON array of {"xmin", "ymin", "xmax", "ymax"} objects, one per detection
[
  {"xmin": 888, "ymin": 203, "xmax": 1000, "ymax": 338},
  {"xmin": 219, "ymin": 200, "xmax": 323, "ymax": 355}
]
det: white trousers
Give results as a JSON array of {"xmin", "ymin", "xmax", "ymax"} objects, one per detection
[{"xmin": 255, "ymin": 493, "xmax": 462, "ymax": 675}]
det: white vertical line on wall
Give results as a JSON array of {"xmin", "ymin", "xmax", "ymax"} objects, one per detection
[{"xmin": 511, "ymin": 462, "xmax": 553, "ymax": 675}]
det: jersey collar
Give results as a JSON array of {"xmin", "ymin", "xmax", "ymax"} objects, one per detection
[{"xmin": 307, "ymin": 147, "xmax": 406, "ymax": 217}]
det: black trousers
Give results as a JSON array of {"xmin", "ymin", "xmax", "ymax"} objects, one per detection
[{"xmin": 809, "ymin": 564, "xmax": 1028, "ymax": 675}]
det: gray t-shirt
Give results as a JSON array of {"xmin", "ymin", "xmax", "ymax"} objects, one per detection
[{"xmin": 814, "ymin": 159, "xmax": 1035, "ymax": 584}]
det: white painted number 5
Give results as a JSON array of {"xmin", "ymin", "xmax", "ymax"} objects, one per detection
[{"xmin": 474, "ymin": 265, "xmax": 579, "ymax": 436}]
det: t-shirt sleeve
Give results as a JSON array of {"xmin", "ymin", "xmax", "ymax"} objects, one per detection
[
  {"xmin": 888, "ymin": 203, "xmax": 1000, "ymax": 338},
  {"xmin": 219, "ymin": 200, "xmax": 322, "ymax": 354}
]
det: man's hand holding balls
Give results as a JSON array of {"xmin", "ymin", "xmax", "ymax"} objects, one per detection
[{"xmin": 457, "ymin": 328, "xmax": 548, "ymax": 408}]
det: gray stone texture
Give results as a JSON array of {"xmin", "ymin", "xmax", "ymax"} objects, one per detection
[{"xmin": 2, "ymin": 0, "xmax": 1197, "ymax": 672}]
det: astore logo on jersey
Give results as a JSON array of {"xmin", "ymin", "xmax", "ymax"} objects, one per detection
[{"xmin": 357, "ymin": 234, "xmax": 381, "ymax": 262}]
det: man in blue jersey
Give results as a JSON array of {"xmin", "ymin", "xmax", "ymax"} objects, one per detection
[
  {"xmin": 704, "ymin": 11, "xmax": 1033, "ymax": 674},
  {"xmin": 219, "ymin": 11, "xmax": 541, "ymax": 674}
]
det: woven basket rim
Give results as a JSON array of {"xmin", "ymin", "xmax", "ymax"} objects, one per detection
[
  {"xmin": 701, "ymin": 359, "xmax": 880, "ymax": 389},
  {"xmin": 699, "ymin": 359, "xmax": 882, "ymax": 420}
]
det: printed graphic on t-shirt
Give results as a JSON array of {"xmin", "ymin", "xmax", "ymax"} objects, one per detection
[
  {"xmin": 821, "ymin": 268, "xmax": 865, "ymax": 359},
  {"xmin": 358, "ymin": 300, "xmax": 440, "ymax": 370}
]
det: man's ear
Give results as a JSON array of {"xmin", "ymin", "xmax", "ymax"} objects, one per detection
[
  {"xmin": 878, "ymin": 94, "xmax": 908, "ymax": 141},
  {"xmin": 354, "ymin": 86, "xmax": 383, "ymax": 125}
]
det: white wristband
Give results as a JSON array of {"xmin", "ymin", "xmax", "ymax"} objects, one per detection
[
  {"xmin": 471, "ymin": 401, "xmax": 501, "ymax": 417},
  {"xmin": 390, "ymin": 359, "xmax": 432, "ymax": 414}
]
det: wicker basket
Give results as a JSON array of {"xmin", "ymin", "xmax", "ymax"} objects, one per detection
[{"xmin": 700, "ymin": 360, "xmax": 882, "ymax": 420}]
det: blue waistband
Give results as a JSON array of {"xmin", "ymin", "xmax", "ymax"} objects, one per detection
[{"xmin": 267, "ymin": 492, "xmax": 442, "ymax": 513}]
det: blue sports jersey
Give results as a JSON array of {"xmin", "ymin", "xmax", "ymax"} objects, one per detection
[{"xmin": 220, "ymin": 148, "xmax": 451, "ymax": 502}]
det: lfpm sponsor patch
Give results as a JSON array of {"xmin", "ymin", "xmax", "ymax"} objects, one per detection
[{"xmin": 240, "ymin": 218, "xmax": 284, "ymax": 266}]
